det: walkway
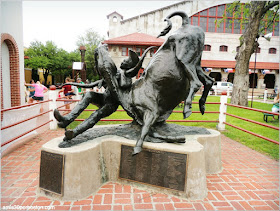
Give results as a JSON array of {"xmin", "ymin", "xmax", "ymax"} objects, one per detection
[{"xmin": 1, "ymin": 129, "xmax": 279, "ymax": 210}]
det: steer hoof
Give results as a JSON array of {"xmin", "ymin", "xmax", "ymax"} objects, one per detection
[
  {"xmin": 199, "ymin": 99, "xmax": 205, "ymax": 115},
  {"xmin": 132, "ymin": 146, "xmax": 142, "ymax": 156},
  {"xmin": 183, "ymin": 110, "xmax": 192, "ymax": 119}
]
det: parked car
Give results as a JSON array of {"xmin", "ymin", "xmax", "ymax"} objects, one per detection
[{"xmin": 211, "ymin": 81, "xmax": 233, "ymax": 95}]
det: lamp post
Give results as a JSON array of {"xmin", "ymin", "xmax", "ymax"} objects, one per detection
[
  {"xmin": 250, "ymin": 33, "xmax": 272, "ymax": 108},
  {"xmin": 79, "ymin": 46, "xmax": 87, "ymax": 82}
]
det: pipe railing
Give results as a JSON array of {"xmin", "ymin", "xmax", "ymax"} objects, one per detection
[
  {"xmin": 1, "ymin": 120, "xmax": 53, "ymax": 147},
  {"xmin": 219, "ymin": 96, "xmax": 279, "ymax": 145},
  {"xmin": 1, "ymin": 109, "xmax": 53, "ymax": 130},
  {"xmin": 3, "ymin": 89, "xmax": 278, "ymax": 150},
  {"xmin": 225, "ymin": 103, "xmax": 279, "ymax": 116},
  {"xmin": 1, "ymin": 100, "xmax": 51, "ymax": 112},
  {"xmin": 1, "ymin": 98, "xmax": 53, "ymax": 148}
]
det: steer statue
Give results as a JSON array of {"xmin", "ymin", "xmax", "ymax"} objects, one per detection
[{"xmin": 54, "ymin": 11, "xmax": 214, "ymax": 155}]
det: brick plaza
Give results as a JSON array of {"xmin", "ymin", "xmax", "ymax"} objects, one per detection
[{"xmin": 1, "ymin": 129, "xmax": 279, "ymax": 210}]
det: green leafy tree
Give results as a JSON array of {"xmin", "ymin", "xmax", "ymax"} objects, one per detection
[
  {"xmin": 25, "ymin": 41, "xmax": 78, "ymax": 84},
  {"xmin": 76, "ymin": 28, "xmax": 104, "ymax": 81},
  {"xmin": 218, "ymin": 1, "xmax": 279, "ymax": 106}
]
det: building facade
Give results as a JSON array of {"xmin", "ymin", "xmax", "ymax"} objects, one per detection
[
  {"xmin": 105, "ymin": 0, "xmax": 279, "ymax": 90},
  {"xmin": 1, "ymin": 0, "xmax": 25, "ymax": 109}
]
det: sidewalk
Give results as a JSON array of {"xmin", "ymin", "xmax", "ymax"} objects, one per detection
[{"xmin": 1, "ymin": 129, "xmax": 279, "ymax": 210}]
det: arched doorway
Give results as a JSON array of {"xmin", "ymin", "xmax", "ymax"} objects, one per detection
[
  {"xmin": 209, "ymin": 72, "xmax": 222, "ymax": 81},
  {"xmin": 264, "ymin": 74, "xmax": 275, "ymax": 88},
  {"xmin": 1, "ymin": 33, "xmax": 21, "ymax": 109}
]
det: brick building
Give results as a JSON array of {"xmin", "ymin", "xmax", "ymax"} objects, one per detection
[
  {"xmin": 103, "ymin": 32, "xmax": 164, "ymax": 78},
  {"xmin": 1, "ymin": 0, "xmax": 25, "ymax": 109}
]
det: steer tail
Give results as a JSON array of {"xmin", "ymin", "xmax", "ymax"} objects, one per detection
[{"xmin": 157, "ymin": 11, "xmax": 189, "ymax": 38}]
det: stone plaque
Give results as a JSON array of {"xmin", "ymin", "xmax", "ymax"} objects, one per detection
[
  {"xmin": 39, "ymin": 151, "xmax": 64, "ymax": 195},
  {"xmin": 119, "ymin": 145, "xmax": 187, "ymax": 191}
]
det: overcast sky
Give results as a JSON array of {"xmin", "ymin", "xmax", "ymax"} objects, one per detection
[{"xmin": 23, "ymin": 1, "xmax": 180, "ymax": 52}]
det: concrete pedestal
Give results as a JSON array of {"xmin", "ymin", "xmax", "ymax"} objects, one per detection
[{"xmin": 38, "ymin": 127, "xmax": 222, "ymax": 201}]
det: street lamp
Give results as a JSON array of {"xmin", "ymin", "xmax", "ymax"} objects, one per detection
[{"xmin": 250, "ymin": 32, "xmax": 272, "ymax": 108}]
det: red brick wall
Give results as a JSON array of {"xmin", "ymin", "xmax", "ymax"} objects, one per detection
[{"xmin": 1, "ymin": 33, "xmax": 21, "ymax": 110}]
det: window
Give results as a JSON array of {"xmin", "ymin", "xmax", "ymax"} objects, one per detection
[
  {"xmin": 121, "ymin": 47, "xmax": 127, "ymax": 56},
  {"xmin": 150, "ymin": 47, "xmax": 158, "ymax": 57},
  {"xmin": 208, "ymin": 18, "xmax": 216, "ymax": 32},
  {"xmin": 136, "ymin": 47, "xmax": 146, "ymax": 56},
  {"xmin": 274, "ymin": 21, "xmax": 279, "ymax": 36},
  {"xmin": 220, "ymin": 45, "xmax": 228, "ymax": 52},
  {"xmin": 256, "ymin": 47, "xmax": 261, "ymax": 53},
  {"xmin": 121, "ymin": 47, "xmax": 132, "ymax": 56},
  {"xmin": 112, "ymin": 16, "xmax": 118, "ymax": 23},
  {"xmin": 269, "ymin": 48, "xmax": 277, "ymax": 54},
  {"xmin": 204, "ymin": 45, "xmax": 211, "ymax": 51},
  {"xmin": 190, "ymin": 4, "xmax": 278, "ymax": 36},
  {"xmin": 200, "ymin": 17, "xmax": 207, "ymax": 32}
]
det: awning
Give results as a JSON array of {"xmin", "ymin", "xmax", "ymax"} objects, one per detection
[{"xmin": 201, "ymin": 60, "xmax": 279, "ymax": 70}]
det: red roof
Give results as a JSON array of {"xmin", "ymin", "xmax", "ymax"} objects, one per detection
[
  {"xmin": 201, "ymin": 60, "xmax": 279, "ymax": 70},
  {"xmin": 103, "ymin": 33, "xmax": 165, "ymax": 46}
]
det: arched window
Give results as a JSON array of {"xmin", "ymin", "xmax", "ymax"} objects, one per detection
[
  {"xmin": 269, "ymin": 48, "xmax": 277, "ymax": 54},
  {"xmin": 204, "ymin": 45, "xmax": 211, "ymax": 51},
  {"xmin": 219, "ymin": 45, "xmax": 228, "ymax": 52},
  {"xmin": 112, "ymin": 16, "xmax": 118, "ymax": 23},
  {"xmin": 191, "ymin": 4, "xmax": 279, "ymax": 36}
]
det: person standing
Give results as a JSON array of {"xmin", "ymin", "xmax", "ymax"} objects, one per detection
[
  {"xmin": 25, "ymin": 81, "xmax": 48, "ymax": 112},
  {"xmin": 58, "ymin": 77, "xmax": 75, "ymax": 114},
  {"xmin": 77, "ymin": 78, "xmax": 85, "ymax": 98},
  {"xmin": 272, "ymin": 93, "xmax": 279, "ymax": 112},
  {"xmin": 27, "ymin": 79, "xmax": 35, "ymax": 103}
]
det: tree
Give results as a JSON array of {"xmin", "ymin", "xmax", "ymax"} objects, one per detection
[
  {"xmin": 219, "ymin": 1, "xmax": 279, "ymax": 106},
  {"xmin": 76, "ymin": 28, "xmax": 104, "ymax": 81},
  {"xmin": 51, "ymin": 49, "xmax": 79, "ymax": 83},
  {"xmin": 25, "ymin": 41, "xmax": 77, "ymax": 84}
]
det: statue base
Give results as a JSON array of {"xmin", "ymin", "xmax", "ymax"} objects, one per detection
[{"xmin": 38, "ymin": 126, "xmax": 222, "ymax": 200}]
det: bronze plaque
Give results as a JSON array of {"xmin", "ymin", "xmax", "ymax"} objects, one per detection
[
  {"xmin": 39, "ymin": 151, "xmax": 64, "ymax": 195},
  {"xmin": 119, "ymin": 145, "xmax": 187, "ymax": 191}
]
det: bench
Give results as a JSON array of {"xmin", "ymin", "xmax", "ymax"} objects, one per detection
[
  {"xmin": 263, "ymin": 113, "xmax": 278, "ymax": 122},
  {"xmin": 258, "ymin": 93, "xmax": 276, "ymax": 99}
]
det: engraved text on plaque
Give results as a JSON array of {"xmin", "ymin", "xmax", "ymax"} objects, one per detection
[
  {"xmin": 39, "ymin": 151, "xmax": 64, "ymax": 195},
  {"xmin": 119, "ymin": 145, "xmax": 187, "ymax": 191}
]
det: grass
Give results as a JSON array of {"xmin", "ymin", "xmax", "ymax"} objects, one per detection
[{"xmin": 68, "ymin": 95, "xmax": 279, "ymax": 160}]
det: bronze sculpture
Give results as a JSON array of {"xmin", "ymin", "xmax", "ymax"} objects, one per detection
[{"xmin": 54, "ymin": 11, "xmax": 213, "ymax": 155}]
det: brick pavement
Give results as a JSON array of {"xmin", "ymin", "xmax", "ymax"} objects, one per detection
[{"xmin": 1, "ymin": 129, "xmax": 279, "ymax": 210}]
